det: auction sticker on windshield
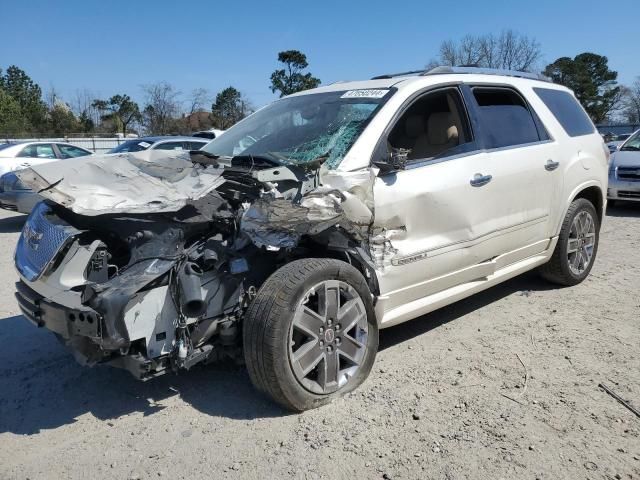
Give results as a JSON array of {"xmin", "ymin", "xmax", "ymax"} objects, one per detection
[{"xmin": 341, "ymin": 89, "xmax": 389, "ymax": 99}]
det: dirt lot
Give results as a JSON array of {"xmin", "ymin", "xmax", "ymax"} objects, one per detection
[{"xmin": 0, "ymin": 205, "xmax": 638, "ymax": 480}]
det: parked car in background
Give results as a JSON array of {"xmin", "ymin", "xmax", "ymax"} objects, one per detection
[
  {"xmin": 0, "ymin": 171, "xmax": 40, "ymax": 213},
  {"xmin": 608, "ymin": 129, "xmax": 640, "ymax": 205},
  {"xmin": 107, "ymin": 136, "xmax": 209, "ymax": 154},
  {"xmin": 191, "ymin": 129, "xmax": 225, "ymax": 140},
  {"xmin": 0, "ymin": 141, "xmax": 92, "ymax": 176},
  {"xmin": 606, "ymin": 132, "xmax": 633, "ymax": 154}
]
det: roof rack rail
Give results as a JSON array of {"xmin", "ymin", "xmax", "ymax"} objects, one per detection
[
  {"xmin": 371, "ymin": 70, "xmax": 428, "ymax": 80},
  {"xmin": 371, "ymin": 66, "xmax": 551, "ymax": 82},
  {"xmin": 424, "ymin": 66, "xmax": 551, "ymax": 82}
]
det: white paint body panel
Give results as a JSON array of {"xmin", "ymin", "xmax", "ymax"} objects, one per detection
[{"xmin": 323, "ymin": 74, "xmax": 607, "ymax": 328}]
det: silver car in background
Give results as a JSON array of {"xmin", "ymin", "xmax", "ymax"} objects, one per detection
[
  {"xmin": 0, "ymin": 142, "xmax": 93, "ymax": 213},
  {"xmin": 608, "ymin": 129, "xmax": 640, "ymax": 205}
]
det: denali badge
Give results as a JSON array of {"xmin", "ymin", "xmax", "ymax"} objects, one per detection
[{"xmin": 23, "ymin": 224, "xmax": 43, "ymax": 251}]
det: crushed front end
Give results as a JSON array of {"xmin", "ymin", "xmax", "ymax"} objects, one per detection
[
  {"xmin": 13, "ymin": 149, "xmax": 377, "ymax": 380},
  {"xmin": 14, "ymin": 196, "xmax": 260, "ymax": 378}
]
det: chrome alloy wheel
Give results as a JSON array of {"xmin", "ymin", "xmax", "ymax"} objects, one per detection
[
  {"xmin": 567, "ymin": 210, "xmax": 596, "ymax": 275},
  {"xmin": 288, "ymin": 280, "xmax": 369, "ymax": 395}
]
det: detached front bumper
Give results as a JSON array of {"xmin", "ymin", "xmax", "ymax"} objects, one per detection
[{"xmin": 15, "ymin": 280, "xmax": 101, "ymax": 339}]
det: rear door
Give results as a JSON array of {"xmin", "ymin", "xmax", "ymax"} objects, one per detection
[
  {"xmin": 187, "ymin": 141, "xmax": 208, "ymax": 150},
  {"xmin": 463, "ymin": 85, "xmax": 561, "ymax": 252},
  {"xmin": 55, "ymin": 144, "xmax": 92, "ymax": 159},
  {"xmin": 153, "ymin": 141, "xmax": 188, "ymax": 151}
]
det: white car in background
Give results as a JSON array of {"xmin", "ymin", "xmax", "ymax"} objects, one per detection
[
  {"xmin": 0, "ymin": 141, "xmax": 92, "ymax": 176},
  {"xmin": 191, "ymin": 129, "xmax": 225, "ymax": 140}
]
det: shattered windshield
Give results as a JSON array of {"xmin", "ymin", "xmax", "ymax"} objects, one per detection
[{"xmin": 202, "ymin": 89, "xmax": 392, "ymax": 169}]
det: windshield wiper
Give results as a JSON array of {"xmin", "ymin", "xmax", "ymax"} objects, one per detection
[
  {"xmin": 231, "ymin": 154, "xmax": 283, "ymax": 169},
  {"xmin": 620, "ymin": 146, "xmax": 640, "ymax": 151},
  {"xmin": 189, "ymin": 149, "xmax": 227, "ymax": 167}
]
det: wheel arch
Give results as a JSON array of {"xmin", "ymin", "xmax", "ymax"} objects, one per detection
[
  {"xmin": 572, "ymin": 185, "xmax": 604, "ymax": 226},
  {"xmin": 556, "ymin": 181, "xmax": 604, "ymax": 235},
  {"xmin": 296, "ymin": 231, "xmax": 380, "ymax": 297}
]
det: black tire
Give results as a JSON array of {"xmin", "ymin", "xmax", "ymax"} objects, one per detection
[
  {"xmin": 243, "ymin": 258, "xmax": 378, "ymax": 411},
  {"xmin": 539, "ymin": 198, "xmax": 600, "ymax": 286}
]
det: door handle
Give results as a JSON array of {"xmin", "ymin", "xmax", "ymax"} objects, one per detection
[
  {"xmin": 470, "ymin": 173, "xmax": 492, "ymax": 187},
  {"xmin": 545, "ymin": 159, "xmax": 560, "ymax": 171}
]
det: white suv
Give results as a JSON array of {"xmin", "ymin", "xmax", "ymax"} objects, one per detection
[{"xmin": 14, "ymin": 67, "xmax": 608, "ymax": 411}]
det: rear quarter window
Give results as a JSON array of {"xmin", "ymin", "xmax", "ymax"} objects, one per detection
[{"xmin": 533, "ymin": 88, "xmax": 595, "ymax": 137}]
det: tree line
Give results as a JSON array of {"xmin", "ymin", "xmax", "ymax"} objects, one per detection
[
  {"xmin": 1, "ymin": 36, "xmax": 639, "ymax": 137},
  {"xmin": 428, "ymin": 30, "xmax": 638, "ymax": 124},
  {"xmin": 0, "ymin": 50, "xmax": 319, "ymax": 137}
]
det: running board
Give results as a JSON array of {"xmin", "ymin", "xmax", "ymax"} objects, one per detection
[{"xmin": 377, "ymin": 247, "xmax": 554, "ymax": 329}]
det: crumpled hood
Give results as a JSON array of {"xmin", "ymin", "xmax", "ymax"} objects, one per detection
[
  {"xmin": 16, "ymin": 147, "xmax": 378, "ymax": 250},
  {"xmin": 16, "ymin": 150, "xmax": 224, "ymax": 215},
  {"xmin": 611, "ymin": 150, "xmax": 640, "ymax": 168}
]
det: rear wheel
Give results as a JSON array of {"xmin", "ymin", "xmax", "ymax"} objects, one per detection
[
  {"xmin": 539, "ymin": 198, "xmax": 600, "ymax": 286},
  {"xmin": 243, "ymin": 258, "xmax": 378, "ymax": 411}
]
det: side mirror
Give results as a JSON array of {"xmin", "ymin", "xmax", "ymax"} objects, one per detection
[{"xmin": 373, "ymin": 147, "xmax": 410, "ymax": 173}]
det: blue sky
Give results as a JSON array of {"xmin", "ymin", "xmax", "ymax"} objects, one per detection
[{"xmin": 2, "ymin": 0, "xmax": 637, "ymax": 109}]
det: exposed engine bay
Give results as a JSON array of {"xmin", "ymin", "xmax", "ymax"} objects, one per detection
[{"xmin": 14, "ymin": 149, "xmax": 379, "ymax": 379}]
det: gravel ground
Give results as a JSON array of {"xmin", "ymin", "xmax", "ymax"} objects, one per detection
[{"xmin": 0, "ymin": 205, "xmax": 638, "ymax": 480}]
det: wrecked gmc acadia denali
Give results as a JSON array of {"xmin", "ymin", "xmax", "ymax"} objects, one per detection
[{"xmin": 14, "ymin": 67, "xmax": 608, "ymax": 411}]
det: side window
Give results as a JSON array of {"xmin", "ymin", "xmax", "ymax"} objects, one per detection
[
  {"xmin": 472, "ymin": 88, "xmax": 546, "ymax": 149},
  {"xmin": 18, "ymin": 144, "xmax": 56, "ymax": 159},
  {"xmin": 58, "ymin": 144, "xmax": 91, "ymax": 159},
  {"xmin": 153, "ymin": 141, "xmax": 185, "ymax": 151},
  {"xmin": 188, "ymin": 141, "xmax": 207, "ymax": 150},
  {"xmin": 533, "ymin": 87, "xmax": 595, "ymax": 137},
  {"xmin": 387, "ymin": 88, "xmax": 472, "ymax": 161}
]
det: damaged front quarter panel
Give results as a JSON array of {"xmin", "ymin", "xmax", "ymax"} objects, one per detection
[{"xmin": 240, "ymin": 165, "xmax": 377, "ymax": 249}]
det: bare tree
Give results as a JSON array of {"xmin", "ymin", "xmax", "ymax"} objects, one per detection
[
  {"xmin": 428, "ymin": 30, "xmax": 542, "ymax": 72},
  {"xmin": 71, "ymin": 89, "xmax": 101, "ymax": 132},
  {"xmin": 187, "ymin": 88, "xmax": 211, "ymax": 115},
  {"xmin": 45, "ymin": 85, "xmax": 60, "ymax": 110},
  {"xmin": 141, "ymin": 82, "xmax": 181, "ymax": 135},
  {"xmin": 621, "ymin": 78, "xmax": 640, "ymax": 124}
]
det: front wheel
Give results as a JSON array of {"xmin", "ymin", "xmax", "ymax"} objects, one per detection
[
  {"xmin": 243, "ymin": 258, "xmax": 378, "ymax": 411},
  {"xmin": 539, "ymin": 198, "xmax": 600, "ymax": 286}
]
